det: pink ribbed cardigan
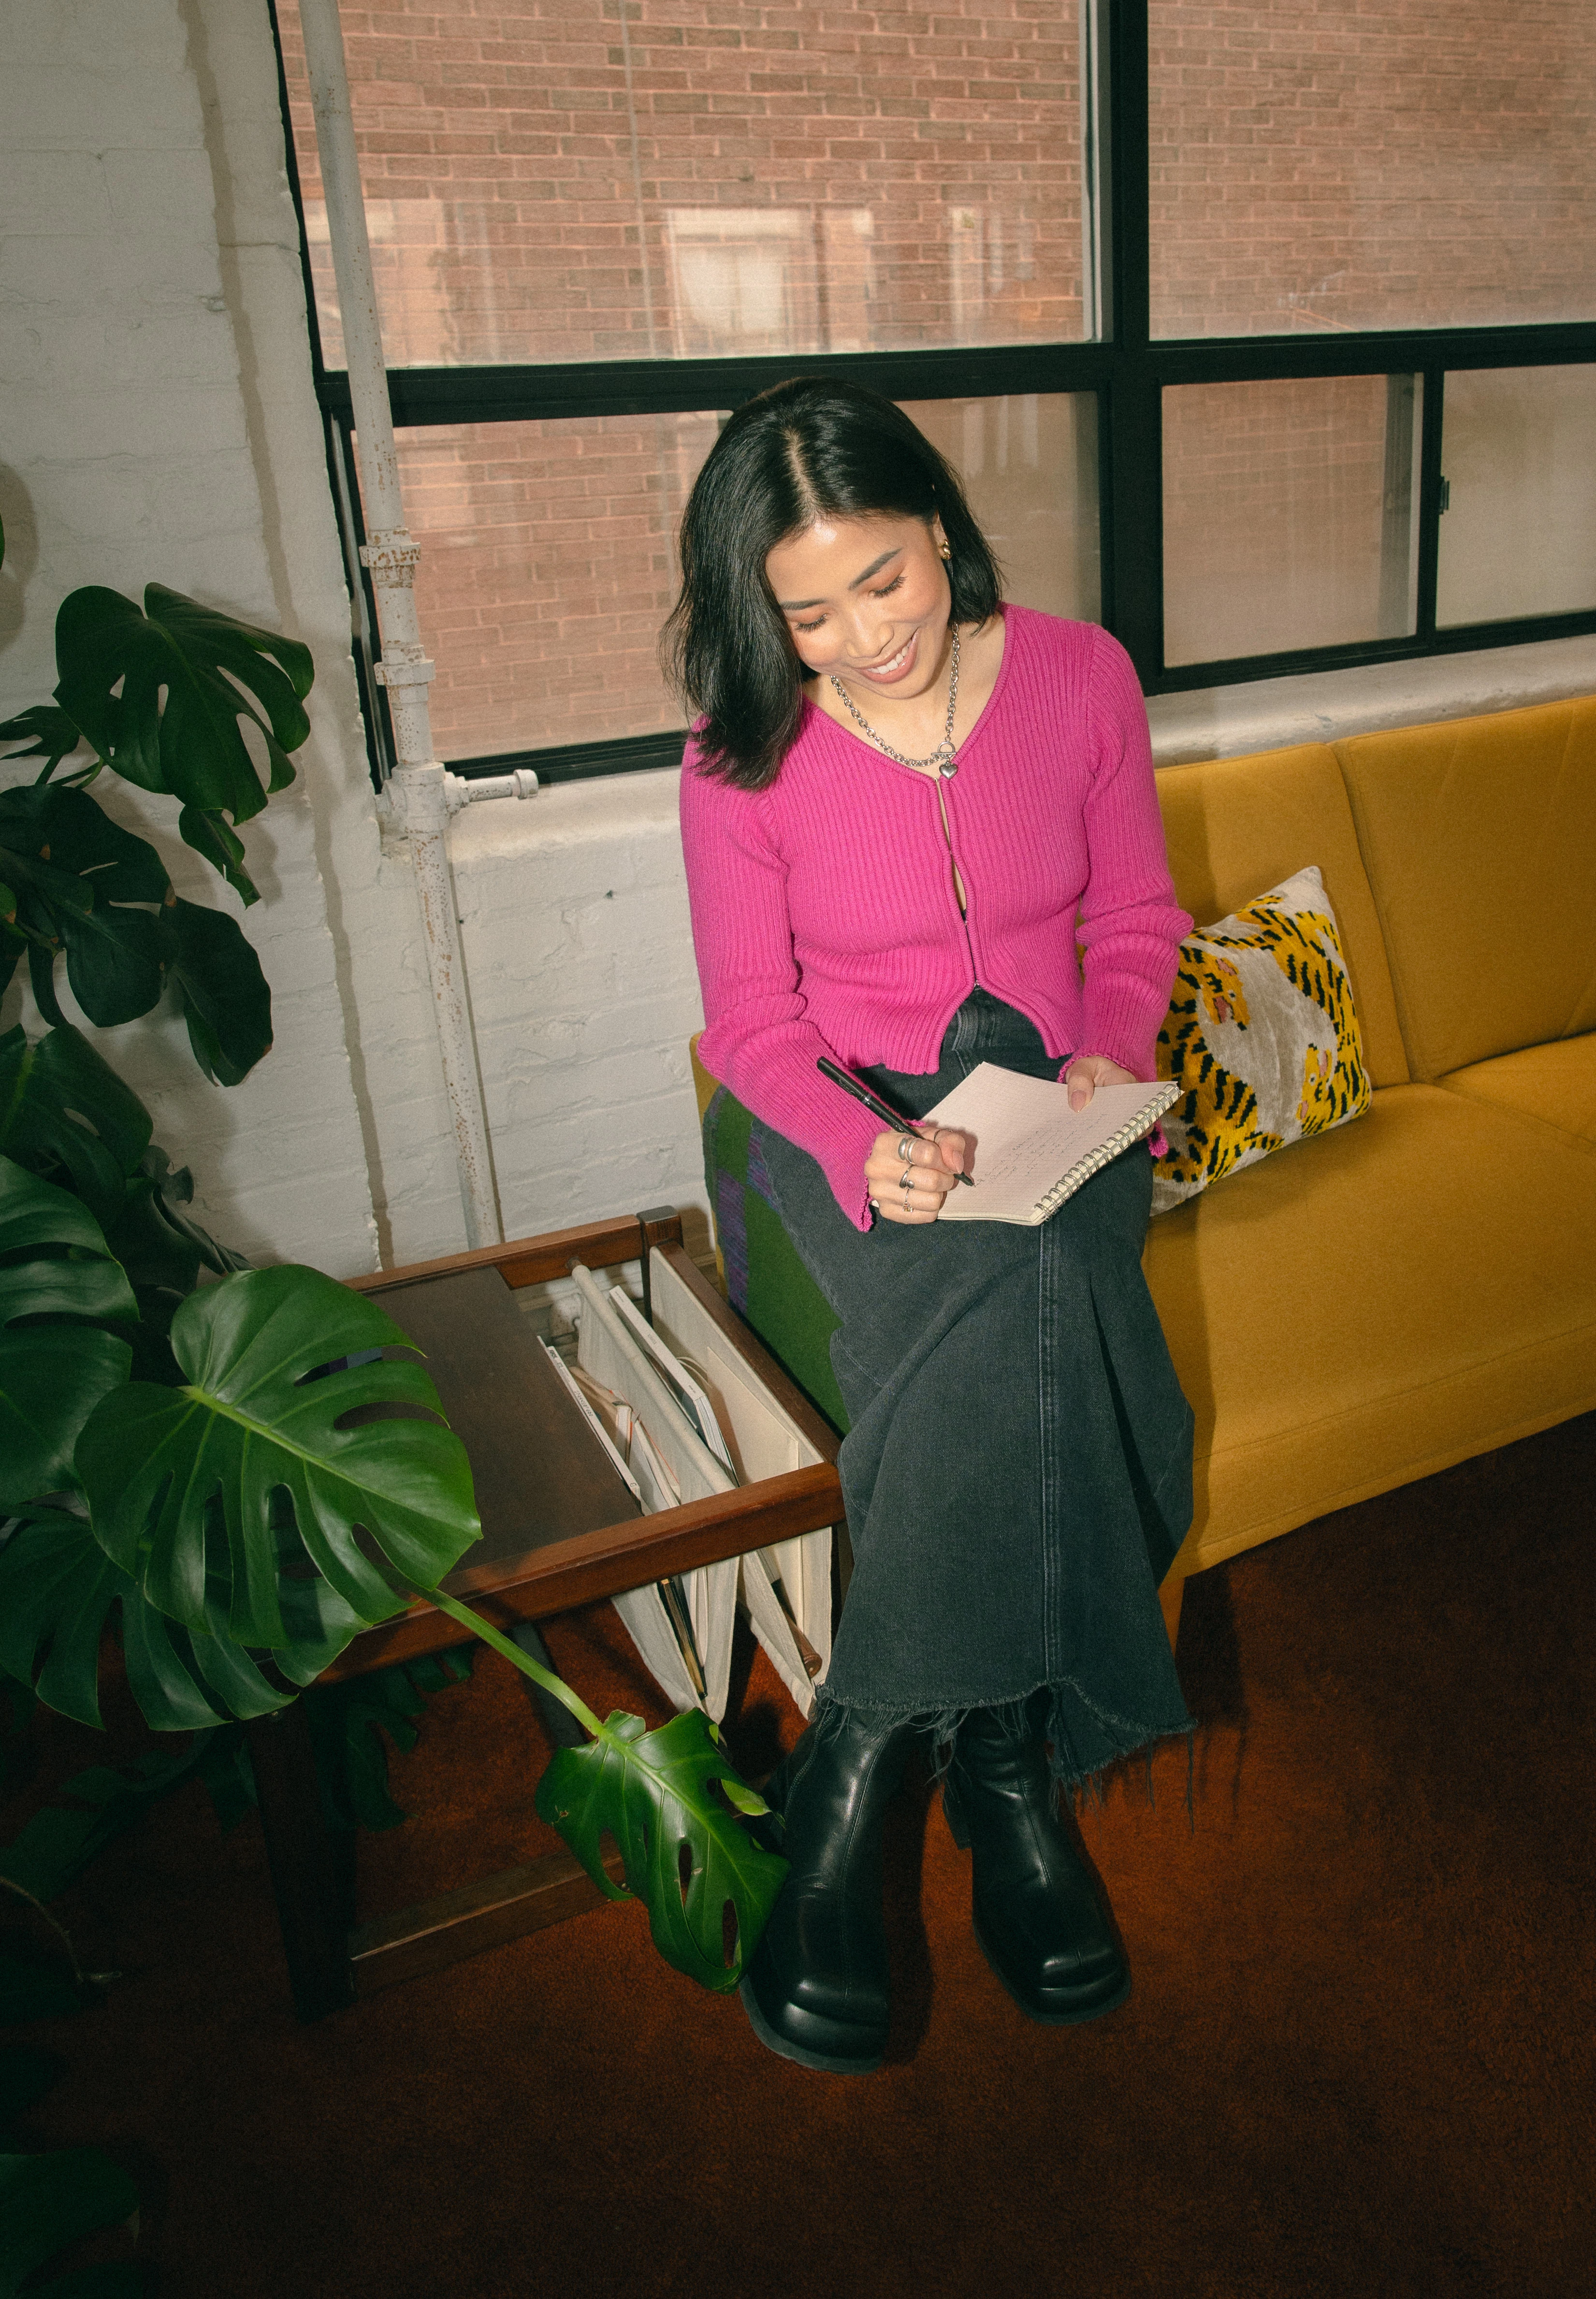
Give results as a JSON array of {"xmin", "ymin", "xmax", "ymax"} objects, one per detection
[{"xmin": 680, "ymin": 607, "xmax": 1190, "ymax": 1230}]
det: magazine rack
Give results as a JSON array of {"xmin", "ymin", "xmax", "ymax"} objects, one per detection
[{"xmin": 244, "ymin": 1207, "xmax": 844, "ymax": 2020}]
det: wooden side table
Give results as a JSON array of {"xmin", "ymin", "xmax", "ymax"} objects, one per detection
[{"xmin": 245, "ymin": 1208, "xmax": 843, "ymax": 2019}]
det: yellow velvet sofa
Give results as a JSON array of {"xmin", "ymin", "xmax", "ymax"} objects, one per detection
[
  {"xmin": 1148, "ymin": 692, "xmax": 1596, "ymax": 1632},
  {"xmin": 693, "ymin": 692, "xmax": 1596, "ymax": 1643}
]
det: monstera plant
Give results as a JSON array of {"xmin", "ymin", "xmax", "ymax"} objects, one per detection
[{"xmin": 0, "ymin": 534, "xmax": 784, "ymax": 1999}]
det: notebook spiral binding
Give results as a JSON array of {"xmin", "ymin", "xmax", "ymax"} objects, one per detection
[{"xmin": 1031, "ymin": 1081, "xmax": 1182, "ymax": 1218}]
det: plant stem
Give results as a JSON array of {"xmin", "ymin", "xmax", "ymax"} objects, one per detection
[
  {"xmin": 0, "ymin": 1873, "xmax": 86, "ymax": 1988},
  {"xmin": 419, "ymin": 1584, "xmax": 605, "ymax": 1739}
]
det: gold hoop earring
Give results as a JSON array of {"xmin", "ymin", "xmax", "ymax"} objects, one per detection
[{"xmin": 939, "ymin": 541, "xmax": 952, "ymax": 561}]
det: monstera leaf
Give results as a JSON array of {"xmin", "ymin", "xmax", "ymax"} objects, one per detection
[
  {"xmin": 0, "ymin": 1161, "xmax": 135, "ymax": 1513},
  {"xmin": 534, "ymin": 1705, "xmax": 787, "ymax": 1993},
  {"xmin": 0, "ymin": 1160, "xmax": 136, "ymax": 1328},
  {"xmin": 0, "ymin": 703, "xmax": 85, "ymax": 782},
  {"xmin": 0, "ymin": 1507, "xmax": 361, "ymax": 1734},
  {"xmin": 0, "ymin": 1039, "xmax": 244, "ymax": 1367},
  {"xmin": 0, "ymin": 1025, "xmax": 151, "ymax": 1232},
  {"xmin": 52, "ymin": 584, "xmax": 312, "ymax": 906},
  {"xmin": 0, "ymin": 1731, "xmax": 219, "ymax": 1903},
  {"xmin": 163, "ymin": 895, "xmax": 272, "ymax": 1084},
  {"xmin": 0, "ymin": 845, "xmax": 91, "ymax": 1027},
  {"xmin": 75, "ymin": 1267, "xmax": 480, "ymax": 1660},
  {"xmin": 103, "ymin": 1145, "xmax": 249, "ymax": 1355},
  {"xmin": 0, "ymin": 782, "xmax": 166, "ymax": 1027},
  {"xmin": 0, "ymin": 787, "xmax": 272, "ymax": 1084},
  {"xmin": 406, "ymin": 1588, "xmax": 787, "ymax": 1994}
]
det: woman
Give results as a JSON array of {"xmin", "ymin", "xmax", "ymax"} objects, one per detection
[{"xmin": 668, "ymin": 379, "xmax": 1195, "ymax": 2075}]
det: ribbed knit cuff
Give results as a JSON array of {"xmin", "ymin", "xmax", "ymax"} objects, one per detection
[
  {"xmin": 1075, "ymin": 993, "xmax": 1164, "ymax": 1084},
  {"xmin": 815, "ymin": 1104, "xmax": 889, "ymax": 1233}
]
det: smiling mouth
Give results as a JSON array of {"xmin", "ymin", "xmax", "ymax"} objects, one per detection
[{"xmin": 855, "ymin": 633, "xmax": 916, "ymax": 680}]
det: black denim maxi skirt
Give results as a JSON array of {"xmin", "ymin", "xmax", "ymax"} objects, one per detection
[{"xmin": 752, "ymin": 987, "xmax": 1195, "ymax": 1789}]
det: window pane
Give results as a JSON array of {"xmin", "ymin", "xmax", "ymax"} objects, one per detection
[
  {"xmin": 280, "ymin": 0, "xmax": 1084, "ymax": 367},
  {"xmin": 905, "ymin": 394, "xmax": 1101, "ymax": 624},
  {"xmin": 374, "ymin": 393, "xmax": 1099, "ymax": 760},
  {"xmin": 388, "ymin": 413, "xmax": 726, "ymax": 760},
  {"xmin": 1162, "ymin": 376, "xmax": 1421, "ymax": 665},
  {"xmin": 1437, "ymin": 367, "xmax": 1596, "ymax": 626},
  {"xmin": 1149, "ymin": 1, "xmax": 1596, "ymax": 337}
]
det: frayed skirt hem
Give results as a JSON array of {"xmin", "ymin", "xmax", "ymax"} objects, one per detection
[{"xmin": 812, "ymin": 1676, "xmax": 1195, "ymax": 1806}]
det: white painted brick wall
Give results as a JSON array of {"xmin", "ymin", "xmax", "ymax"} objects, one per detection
[{"xmin": 448, "ymin": 768, "xmax": 708, "ymax": 1248}]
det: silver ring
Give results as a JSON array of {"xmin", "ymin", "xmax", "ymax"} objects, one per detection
[
  {"xmin": 896, "ymin": 1134, "xmax": 914, "ymax": 1163},
  {"xmin": 900, "ymin": 1171, "xmax": 914, "ymax": 1195}
]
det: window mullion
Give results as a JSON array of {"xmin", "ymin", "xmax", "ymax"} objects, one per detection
[
  {"xmin": 1105, "ymin": 0, "xmax": 1150, "ymax": 354},
  {"xmin": 1100, "ymin": 0, "xmax": 1160, "ymax": 679},
  {"xmin": 1080, "ymin": 0, "xmax": 1114, "ymax": 344},
  {"xmin": 1414, "ymin": 366, "xmax": 1447, "ymax": 644}
]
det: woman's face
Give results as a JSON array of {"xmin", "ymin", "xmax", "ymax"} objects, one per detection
[{"xmin": 765, "ymin": 512, "xmax": 952, "ymax": 700}]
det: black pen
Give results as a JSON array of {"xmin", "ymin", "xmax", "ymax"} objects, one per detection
[{"xmin": 816, "ymin": 1057, "xmax": 976, "ymax": 1183}]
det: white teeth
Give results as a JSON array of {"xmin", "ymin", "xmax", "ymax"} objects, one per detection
[{"xmin": 864, "ymin": 639, "xmax": 910, "ymax": 675}]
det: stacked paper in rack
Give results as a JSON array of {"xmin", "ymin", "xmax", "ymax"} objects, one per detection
[
  {"xmin": 569, "ymin": 1261, "xmax": 739, "ymax": 1720},
  {"xmin": 644, "ymin": 1250, "xmax": 833, "ymax": 1719},
  {"xmin": 566, "ymin": 1253, "xmax": 834, "ymax": 1722}
]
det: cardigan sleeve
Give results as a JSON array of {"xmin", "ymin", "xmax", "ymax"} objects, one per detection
[
  {"xmin": 1073, "ymin": 631, "xmax": 1192, "ymax": 1082},
  {"xmin": 680, "ymin": 745, "xmax": 884, "ymax": 1229}
]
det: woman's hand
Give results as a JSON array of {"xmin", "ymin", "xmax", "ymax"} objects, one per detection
[
  {"xmin": 866, "ymin": 1125, "xmax": 971, "ymax": 1225},
  {"xmin": 1063, "ymin": 1054, "xmax": 1137, "ymax": 1111}
]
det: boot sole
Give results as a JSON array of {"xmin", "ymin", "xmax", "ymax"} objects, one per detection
[
  {"xmin": 972, "ymin": 1909, "xmax": 1132, "ymax": 2027},
  {"xmin": 738, "ymin": 1975, "xmax": 885, "ymax": 2076}
]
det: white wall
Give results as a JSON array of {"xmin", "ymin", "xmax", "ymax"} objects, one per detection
[{"xmin": 4, "ymin": 0, "xmax": 1594, "ymax": 1283}]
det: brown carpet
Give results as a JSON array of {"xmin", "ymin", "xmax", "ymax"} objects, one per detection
[{"xmin": 10, "ymin": 1412, "xmax": 1596, "ymax": 2299}]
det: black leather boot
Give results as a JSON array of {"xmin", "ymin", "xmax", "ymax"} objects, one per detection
[
  {"xmin": 739, "ymin": 1706, "xmax": 918, "ymax": 2074},
  {"xmin": 942, "ymin": 1695, "xmax": 1130, "ymax": 2025}
]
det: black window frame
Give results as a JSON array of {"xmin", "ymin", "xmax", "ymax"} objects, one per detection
[{"xmin": 271, "ymin": 0, "xmax": 1596, "ymax": 790}]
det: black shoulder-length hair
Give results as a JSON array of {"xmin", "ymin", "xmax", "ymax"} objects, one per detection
[{"xmin": 663, "ymin": 377, "xmax": 1002, "ymax": 791}]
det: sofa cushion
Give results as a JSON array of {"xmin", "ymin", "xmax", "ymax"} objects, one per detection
[
  {"xmin": 1156, "ymin": 744, "xmax": 1408, "ymax": 1088},
  {"xmin": 1335, "ymin": 696, "xmax": 1596, "ymax": 1080},
  {"xmin": 1439, "ymin": 1033, "xmax": 1596, "ymax": 1156},
  {"xmin": 1143, "ymin": 1084, "xmax": 1596, "ymax": 1571},
  {"xmin": 1152, "ymin": 864, "xmax": 1373, "ymax": 1215}
]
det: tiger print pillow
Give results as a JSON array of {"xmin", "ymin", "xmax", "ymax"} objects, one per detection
[{"xmin": 1151, "ymin": 864, "xmax": 1372, "ymax": 1217}]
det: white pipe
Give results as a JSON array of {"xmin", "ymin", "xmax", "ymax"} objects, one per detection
[
  {"xmin": 444, "ymin": 767, "xmax": 541, "ymax": 813},
  {"xmin": 297, "ymin": 0, "xmax": 504, "ymax": 1250}
]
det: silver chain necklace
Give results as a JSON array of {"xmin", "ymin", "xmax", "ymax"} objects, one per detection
[{"xmin": 830, "ymin": 627, "xmax": 962, "ymax": 778}]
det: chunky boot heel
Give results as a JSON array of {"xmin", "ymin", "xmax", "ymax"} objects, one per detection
[
  {"xmin": 739, "ymin": 1707, "xmax": 918, "ymax": 2075},
  {"xmin": 949, "ymin": 1696, "xmax": 1130, "ymax": 2026}
]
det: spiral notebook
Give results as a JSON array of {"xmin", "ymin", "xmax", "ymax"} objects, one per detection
[{"xmin": 921, "ymin": 1063, "xmax": 1180, "ymax": 1226}]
